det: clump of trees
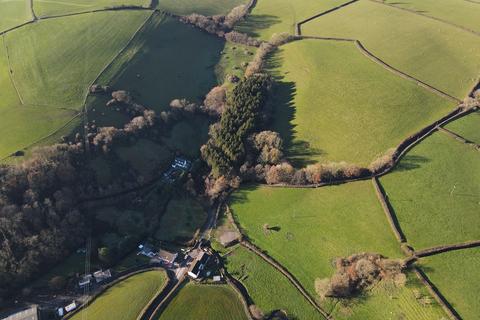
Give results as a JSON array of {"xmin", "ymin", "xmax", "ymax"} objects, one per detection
[
  {"xmin": 315, "ymin": 253, "xmax": 406, "ymax": 298},
  {"xmin": 203, "ymin": 86, "xmax": 227, "ymax": 116},
  {"xmin": 201, "ymin": 74, "xmax": 272, "ymax": 176}
]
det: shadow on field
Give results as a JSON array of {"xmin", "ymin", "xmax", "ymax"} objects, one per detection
[
  {"xmin": 395, "ymin": 155, "xmax": 430, "ymax": 172},
  {"xmin": 265, "ymin": 49, "xmax": 324, "ymax": 168},
  {"xmin": 235, "ymin": 14, "xmax": 281, "ymax": 38}
]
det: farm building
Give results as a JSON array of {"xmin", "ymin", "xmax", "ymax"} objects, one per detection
[
  {"xmin": 78, "ymin": 274, "xmax": 93, "ymax": 288},
  {"xmin": 157, "ymin": 249, "xmax": 178, "ymax": 266},
  {"xmin": 172, "ymin": 157, "xmax": 191, "ymax": 170},
  {"xmin": 93, "ymin": 269, "xmax": 112, "ymax": 283},
  {"xmin": 1, "ymin": 306, "xmax": 39, "ymax": 320},
  {"xmin": 138, "ymin": 244, "xmax": 156, "ymax": 258},
  {"xmin": 188, "ymin": 251, "xmax": 210, "ymax": 279}
]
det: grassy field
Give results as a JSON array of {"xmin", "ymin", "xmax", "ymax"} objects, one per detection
[
  {"xmin": 380, "ymin": 132, "xmax": 480, "ymax": 249},
  {"xmin": 419, "ymin": 248, "xmax": 480, "ymax": 320},
  {"xmin": 71, "ymin": 270, "xmax": 167, "ymax": 320},
  {"xmin": 235, "ymin": 0, "xmax": 350, "ymax": 40},
  {"xmin": 445, "ymin": 111, "xmax": 480, "ymax": 144},
  {"xmin": 331, "ymin": 272, "xmax": 447, "ymax": 320},
  {"xmin": 229, "ymin": 182, "xmax": 402, "ymax": 297},
  {"xmin": 267, "ymin": 40, "xmax": 453, "ymax": 166},
  {"xmin": 35, "ymin": 0, "xmax": 149, "ymax": 17},
  {"xmin": 158, "ymin": 283, "xmax": 247, "ymax": 320},
  {"xmin": 302, "ymin": 0, "xmax": 480, "ymax": 99},
  {"xmin": 5, "ymin": 10, "xmax": 150, "ymax": 110},
  {"xmin": 93, "ymin": 13, "xmax": 223, "ymax": 113},
  {"xmin": 0, "ymin": 0, "xmax": 31, "ymax": 32},
  {"xmin": 115, "ymin": 138, "xmax": 173, "ymax": 177},
  {"xmin": 156, "ymin": 0, "xmax": 247, "ymax": 16},
  {"xmin": 383, "ymin": 0, "xmax": 480, "ymax": 34},
  {"xmin": 226, "ymin": 246, "xmax": 325, "ymax": 319},
  {"xmin": 215, "ymin": 42, "xmax": 254, "ymax": 89},
  {"xmin": 155, "ymin": 195, "xmax": 207, "ymax": 243}
]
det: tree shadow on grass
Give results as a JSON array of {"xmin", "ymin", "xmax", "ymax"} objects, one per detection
[
  {"xmin": 264, "ymin": 48, "xmax": 324, "ymax": 167},
  {"xmin": 395, "ymin": 155, "xmax": 430, "ymax": 172},
  {"xmin": 235, "ymin": 14, "xmax": 282, "ymax": 38}
]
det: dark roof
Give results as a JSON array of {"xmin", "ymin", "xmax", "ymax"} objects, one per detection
[{"xmin": 191, "ymin": 252, "xmax": 210, "ymax": 275}]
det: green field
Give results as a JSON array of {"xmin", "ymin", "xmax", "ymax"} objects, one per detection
[
  {"xmin": 215, "ymin": 42, "xmax": 254, "ymax": 89},
  {"xmin": 155, "ymin": 195, "xmax": 207, "ymax": 243},
  {"xmin": 384, "ymin": 0, "xmax": 480, "ymax": 34},
  {"xmin": 302, "ymin": 0, "xmax": 480, "ymax": 99},
  {"xmin": 331, "ymin": 272, "xmax": 447, "ymax": 320},
  {"xmin": 445, "ymin": 111, "xmax": 480, "ymax": 144},
  {"xmin": 156, "ymin": 0, "xmax": 247, "ymax": 16},
  {"xmin": 93, "ymin": 13, "xmax": 223, "ymax": 114},
  {"xmin": 268, "ymin": 39, "xmax": 453, "ymax": 166},
  {"xmin": 0, "ymin": 0, "xmax": 31, "ymax": 32},
  {"xmin": 158, "ymin": 283, "xmax": 247, "ymax": 320},
  {"xmin": 5, "ymin": 10, "xmax": 150, "ymax": 109},
  {"xmin": 236, "ymin": 0, "xmax": 350, "ymax": 40},
  {"xmin": 35, "ymin": 0, "xmax": 149, "ymax": 17},
  {"xmin": 229, "ymin": 182, "xmax": 402, "ymax": 297},
  {"xmin": 71, "ymin": 270, "xmax": 167, "ymax": 320},
  {"xmin": 380, "ymin": 132, "xmax": 480, "ymax": 249},
  {"xmin": 419, "ymin": 248, "xmax": 480, "ymax": 320},
  {"xmin": 115, "ymin": 138, "xmax": 173, "ymax": 178},
  {"xmin": 226, "ymin": 246, "xmax": 325, "ymax": 319}
]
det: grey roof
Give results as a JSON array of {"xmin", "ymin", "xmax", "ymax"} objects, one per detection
[{"xmin": 158, "ymin": 249, "xmax": 178, "ymax": 263}]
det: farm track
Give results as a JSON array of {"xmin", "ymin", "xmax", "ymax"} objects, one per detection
[
  {"xmin": 2, "ymin": 35, "xmax": 24, "ymax": 105},
  {"xmin": 438, "ymin": 127, "xmax": 480, "ymax": 151}
]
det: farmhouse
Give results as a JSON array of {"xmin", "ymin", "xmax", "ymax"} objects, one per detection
[
  {"xmin": 1, "ymin": 305, "xmax": 39, "ymax": 320},
  {"xmin": 138, "ymin": 244, "xmax": 156, "ymax": 258},
  {"xmin": 172, "ymin": 157, "xmax": 191, "ymax": 170},
  {"xmin": 188, "ymin": 251, "xmax": 210, "ymax": 279}
]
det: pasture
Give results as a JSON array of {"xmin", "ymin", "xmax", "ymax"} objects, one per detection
[
  {"xmin": 225, "ymin": 246, "xmax": 325, "ymax": 319},
  {"xmin": 445, "ymin": 111, "xmax": 480, "ymax": 144},
  {"xmin": 331, "ymin": 273, "xmax": 447, "ymax": 320},
  {"xmin": 302, "ymin": 0, "xmax": 480, "ymax": 99},
  {"xmin": 268, "ymin": 40, "xmax": 453, "ymax": 166},
  {"xmin": 155, "ymin": 195, "xmax": 207, "ymax": 244},
  {"xmin": 419, "ymin": 248, "xmax": 480, "ymax": 320},
  {"xmin": 156, "ymin": 0, "xmax": 248, "ymax": 16},
  {"xmin": 235, "ymin": 0, "xmax": 350, "ymax": 40},
  {"xmin": 228, "ymin": 182, "xmax": 402, "ymax": 297},
  {"xmin": 94, "ymin": 13, "xmax": 223, "ymax": 113},
  {"xmin": 380, "ymin": 132, "xmax": 480, "ymax": 249},
  {"xmin": 157, "ymin": 283, "xmax": 247, "ymax": 320},
  {"xmin": 383, "ymin": 0, "xmax": 480, "ymax": 34},
  {"xmin": 4, "ymin": 10, "xmax": 150, "ymax": 110},
  {"xmin": 71, "ymin": 270, "xmax": 167, "ymax": 320},
  {"xmin": 0, "ymin": 0, "xmax": 31, "ymax": 32},
  {"xmin": 34, "ymin": 0, "xmax": 149, "ymax": 17}
]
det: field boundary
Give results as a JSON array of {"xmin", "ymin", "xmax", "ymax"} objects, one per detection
[
  {"xmin": 438, "ymin": 127, "xmax": 480, "ymax": 151},
  {"xmin": 299, "ymin": 36, "xmax": 461, "ymax": 102},
  {"xmin": 295, "ymin": 0, "xmax": 359, "ymax": 36},
  {"xmin": 29, "ymin": 0, "xmax": 37, "ymax": 21},
  {"xmin": 371, "ymin": 177, "xmax": 407, "ymax": 243},
  {"xmin": 144, "ymin": 278, "xmax": 186, "ymax": 320},
  {"xmin": 367, "ymin": 0, "xmax": 480, "ymax": 38},
  {"xmin": 224, "ymin": 270, "xmax": 255, "ymax": 320},
  {"xmin": 415, "ymin": 240, "xmax": 480, "ymax": 258},
  {"xmin": 263, "ymin": 105, "xmax": 477, "ymax": 189},
  {"xmin": 2, "ymin": 35, "xmax": 24, "ymax": 105},
  {"xmin": 412, "ymin": 266, "xmax": 461, "ymax": 320},
  {"xmin": 240, "ymin": 241, "xmax": 331, "ymax": 319}
]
